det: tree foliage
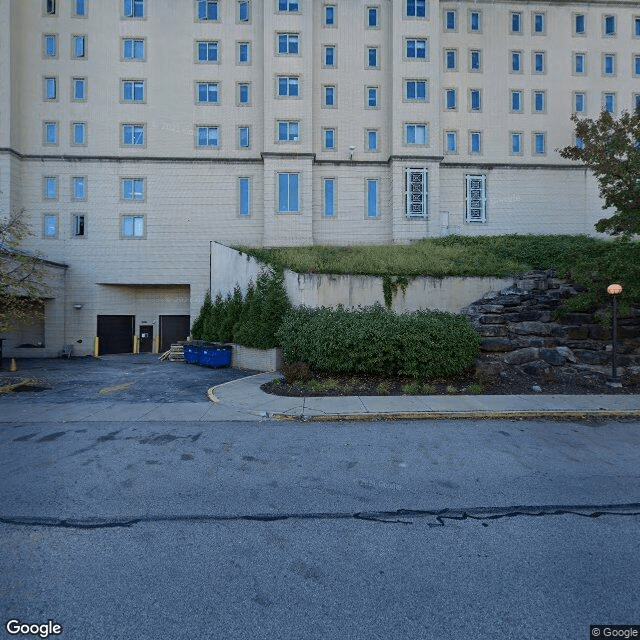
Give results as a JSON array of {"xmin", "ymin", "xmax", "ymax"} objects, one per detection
[
  {"xmin": 560, "ymin": 110, "xmax": 640, "ymax": 237},
  {"xmin": 0, "ymin": 210, "xmax": 50, "ymax": 334}
]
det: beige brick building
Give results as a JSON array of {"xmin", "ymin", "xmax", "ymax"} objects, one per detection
[{"xmin": 1, "ymin": 0, "xmax": 639, "ymax": 356}]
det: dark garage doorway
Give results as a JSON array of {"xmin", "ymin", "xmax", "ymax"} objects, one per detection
[
  {"xmin": 97, "ymin": 315, "xmax": 135, "ymax": 355},
  {"xmin": 159, "ymin": 315, "xmax": 191, "ymax": 352}
]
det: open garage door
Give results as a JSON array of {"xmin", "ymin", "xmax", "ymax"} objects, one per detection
[
  {"xmin": 97, "ymin": 315, "xmax": 134, "ymax": 355},
  {"xmin": 159, "ymin": 315, "xmax": 191, "ymax": 353}
]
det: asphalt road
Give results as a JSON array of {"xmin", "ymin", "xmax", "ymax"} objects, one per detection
[{"xmin": 1, "ymin": 414, "xmax": 639, "ymax": 640}]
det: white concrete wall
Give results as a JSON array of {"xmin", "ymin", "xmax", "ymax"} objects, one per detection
[{"xmin": 211, "ymin": 241, "xmax": 271, "ymax": 298}]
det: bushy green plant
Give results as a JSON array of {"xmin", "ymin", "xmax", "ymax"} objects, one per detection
[
  {"xmin": 276, "ymin": 304, "xmax": 480, "ymax": 379},
  {"xmin": 203, "ymin": 293, "xmax": 224, "ymax": 342},
  {"xmin": 191, "ymin": 290, "xmax": 213, "ymax": 340}
]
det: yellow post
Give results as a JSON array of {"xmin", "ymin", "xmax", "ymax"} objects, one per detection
[
  {"xmin": 153, "ymin": 335, "xmax": 159, "ymax": 354},
  {"xmin": 93, "ymin": 336, "xmax": 99, "ymax": 358},
  {"xmin": 133, "ymin": 335, "xmax": 139, "ymax": 354},
  {"xmin": 9, "ymin": 358, "xmax": 17, "ymax": 372}
]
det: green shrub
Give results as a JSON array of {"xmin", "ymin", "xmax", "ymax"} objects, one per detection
[
  {"xmin": 191, "ymin": 290, "xmax": 213, "ymax": 340},
  {"xmin": 276, "ymin": 304, "xmax": 480, "ymax": 379}
]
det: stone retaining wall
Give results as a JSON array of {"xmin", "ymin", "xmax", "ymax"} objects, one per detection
[{"xmin": 462, "ymin": 269, "xmax": 640, "ymax": 383}]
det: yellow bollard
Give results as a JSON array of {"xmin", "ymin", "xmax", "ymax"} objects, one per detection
[
  {"xmin": 9, "ymin": 358, "xmax": 17, "ymax": 372},
  {"xmin": 153, "ymin": 335, "xmax": 159, "ymax": 354},
  {"xmin": 93, "ymin": 336, "xmax": 99, "ymax": 358},
  {"xmin": 133, "ymin": 335, "xmax": 139, "ymax": 355}
]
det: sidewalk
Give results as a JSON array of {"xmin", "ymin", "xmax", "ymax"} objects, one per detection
[{"xmin": 208, "ymin": 372, "xmax": 640, "ymax": 421}]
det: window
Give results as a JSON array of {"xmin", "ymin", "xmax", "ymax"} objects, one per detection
[
  {"xmin": 73, "ymin": 0, "xmax": 86, "ymax": 17},
  {"xmin": 277, "ymin": 121, "xmax": 299, "ymax": 141},
  {"xmin": 123, "ymin": 0, "xmax": 144, "ymax": 18},
  {"xmin": 406, "ymin": 0, "xmax": 426, "ymax": 18},
  {"xmin": 574, "ymin": 53, "xmax": 586, "ymax": 74},
  {"xmin": 533, "ymin": 12, "xmax": 545, "ymax": 34},
  {"xmin": 603, "ymin": 15, "xmax": 616, "ymax": 36},
  {"xmin": 366, "ymin": 129, "xmax": 378, "ymax": 151},
  {"xmin": 72, "ymin": 77, "xmax": 86, "ymax": 101},
  {"xmin": 197, "ymin": 41, "xmax": 219, "ymax": 62},
  {"xmin": 469, "ymin": 89, "xmax": 481, "ymax": 111},
  {"xmin": 324, "ymin": 5, "xmax": 335, "ymax": 25},
  {"xmin": 636, "ymin": 16, "xmax": 640, "ymax": 37},
  {"xmin": 576, "ymin": 136, "xmax": 585, "ymax": 150},
  {"xmin": 122, "ymin": 124, "xmax": 144, "ymax": 146},
  {"xmin": 43, "ymin": 122, "xmax": 58, "ymax": 145},
  {"xmin": 367, "ymin": 47, "xmax": 378, "ymax": 68},
  {"xmin": 44, "ymin": 177, "xmax": 58, "ymax": 200},
  {"xmin": 72, "ymin": 35, "xmax": 86, "ymax": 58},
  {"xmin": 533, "ymin": 91, "xmax": 545, "ymax": 113},
  {"xmin": 44, "ymin": 77, "xmax": 57, "ymax": 100},
  {"xmin": 324, "ymin": 128, "xmax": 335, "ymax": 150},
  {"xmin": 278, "ymin": 76, "xmax": 299, "ymax": 97},
  {"xmin": 72, "ymin": 177, "xmax": 86, "ymax": 200},
  {"xmin": 45, "ymin": 0, "xmax": 56, "ymax": 15},
  {"xmin": 575, "ymin": 14, "xmax": 585, "ymax": 35},
  {"xmin": 278, "ymin": 173, "xmax": 299, "ymax": 212},
  {"xmin": 469, "ymin": 10, "xmax": 480, "ymax": 32},
  {"xmin": 445, "ymin": 10, "xmax": 456, "ymax": 31},
  {"xmin": 278, "ymin": 33, "xmax": 299, "ymax": 55},
  {"xmin": 198, "ymin": 0, "xmax": 218, "ymax": 20},
  {"xmin": 44, "ymin": 215, "xmax": 58, "ymax": 238},
  {"xmin": 406, "ymin": 80, "xmax": 427, "ymax": 101},
  {"xmin": 323, "ymin": 178, "xmax": 335, "ymax": 217},
  {"xmin": 405, "ymin": 168, "xmax": 427, "ymax": 218},
  {"xmin": 122, "ymin": 215, "xmax": 144, "ymax": 237},
  {"xmin": 324, "ymin": 46, "xmax": 335, "ymax": 67},
  {"xmin": 44, "ymin": 34, "xmax": 57, "ymax": 57},
  {"xmin": 72, "ymin": 122, "xmax": 86, "ymax": 145},
  {"xmin": 533, "ymin": 51, "xmax": 545, "ymax": 73},
  {"xmin": 122, "ymin": 178, "xmax": 145, "ymax": 201},
  {"xmin": 197, "ymin": 82, "xmax": 219, "ymax": 103},
  {"xmin": 72, "ymin": 214, "xmax": 85, "ymax": 237},
  {"xmin": 470, "ymin": 131, "xmax": 482, "ymax": 154},
  {"xmin": 366, "ymin": 86, "xmax": 378, "ymax": 107},
  {"xmin": 122, "ymin": 80, "xmax": 144, "ymax": 102},
  {"xmin": 511, "ymin": 12, "xmax": 521, "ymax": 34},
  {"xmin": 196, "ymin": 126, "xmax": 219, "ymax": 147},
  {"xmin": 511, "ymin": 50, "xmax": 522, "ymax": 72},
  {"xmin": 634, "ymin": 93, "xmax": 640, "ymax": 111},
  {"xmin": 238, "ymin": 83, "xmax": 250, "ymax": 105},
  {"xmin": 445, "ymin": 88, "xmax": 456, "ymax": 110},
  {"xmin": 238, "ymin": 126, "xmax": 250, "ymax": 148},
  {"xmin": 238, "ymin": 1, "xmax": 250, "ymax": 22},
  {"xmin": 406, "ymin": 39, "xmax": 427, "ymax": 59},
  {"xmin": 445, "ymin": 131, "xmax": 457, "ymax": 153},
  {"xmin": 469, "ymin": 49, "xmax": 481, "ymax": 71},
  {"xmin": 574, "ymin": 92, "xmax": 586, "ymax": 113},
  {"xmin": 444, "ymin": 49, "xmax": 457, "ymax": 70},
  {"xmin": 603, "ymin": 93, "xmax": 615, "ymax": 113},
  {"xmin": 278, "ymin": 1, "xmax": 299, "ymax": 12},
  {"xmin": 323, "ymin": 85, "xmax": 336, "ymax": 107},
  {"xmin": 510, "ymin": 90, "xmax": 522, "ymax": 112},
  {"xmin": 366, "ymin": 179, "xmax": 378, "ymax": 218},
  {"xmin": 238, "ymin": 42, "xmax": 250, "ymax": 63},
  {"xmin": 511, "ymin": 132, "xmax": 523, "ymax": 154},
  {"xmin": 603, "ymin": 54, "xmax": 616, "ymax": 76},
  {"xmin": 466, "ymin": 175, "xmax": 486, "ymax": 223},
  {"xmin": 533, "ymin": 132, "xmax": 546, "ymax": 154},
  {"xmin": 123, "ymin": 38, "xmax": 144, "ymax": 59},
  {"xmin": 635, "ymin": 55, "xmax": 640, "ymax": 77},
  {"xmin": 367, "ymin": 7, "xmax": 378, "ymax": 27},
  {"xmin": 405, "ymin": 123, "xmax": 427, "ymax": 145},
  {"xmin": 239, "ymin": 178, "xmax": 250, "ymax": 216}
]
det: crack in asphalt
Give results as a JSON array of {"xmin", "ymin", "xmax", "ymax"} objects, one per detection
[{"xmin": 1, "ymin": 503, "xmax": 639, "ymax": 529}]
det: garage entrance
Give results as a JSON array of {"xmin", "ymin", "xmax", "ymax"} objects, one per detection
[
  {"xmin": 159, "ymin": 315, "xmax": 191, "ymax": 352},
  {"xmin": 97, "ymin": 315, "xmax": 135, "ymax": 355}
]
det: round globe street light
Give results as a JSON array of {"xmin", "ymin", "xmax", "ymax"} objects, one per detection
[{"xmin": 606, "ymin": 283, "xmax": 623, "ymax": 387}]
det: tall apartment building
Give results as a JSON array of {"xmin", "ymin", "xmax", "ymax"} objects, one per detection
[{"xmin": 1, "ymin": 0, "xmax": 639, "ymax": 356}]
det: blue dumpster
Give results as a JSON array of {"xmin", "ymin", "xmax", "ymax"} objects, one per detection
[
  {"xmin": 183, "ymin": 344, "xmax": 200, "ymax": 364},
  {"xmin": 199, "ymin": 344, "xmax": 232, "ymax": 368}
]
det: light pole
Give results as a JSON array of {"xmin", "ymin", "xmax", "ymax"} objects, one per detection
[{"xmin": 606, "ymin": 283, "xmax": 623, "ymax": 387}]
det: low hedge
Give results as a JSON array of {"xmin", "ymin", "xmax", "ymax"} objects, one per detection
[{"xmin": 276, "ymin": 304, "xmax": 480, "ymax": 378}]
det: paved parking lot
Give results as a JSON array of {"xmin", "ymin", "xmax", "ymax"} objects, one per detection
[{"xmin": 0, "ymin": 353, "xmax": 253, "ymax": 404}]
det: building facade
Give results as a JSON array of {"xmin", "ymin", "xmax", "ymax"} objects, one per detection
[{"xmin": 1, "ymin": 0, "xmax": 639, "ymax": 356}]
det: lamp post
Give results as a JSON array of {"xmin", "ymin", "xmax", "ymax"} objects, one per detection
[{"xmin": 607, "ymin": 283, "xmax": 623, "ymax": 387}]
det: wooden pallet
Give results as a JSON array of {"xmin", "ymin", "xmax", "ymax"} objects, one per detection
[{"xmin": 159, "ymin": 343, "xmax": 185, "ymax": 362}]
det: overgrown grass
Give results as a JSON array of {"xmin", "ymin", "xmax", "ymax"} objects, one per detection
[{"xmin": 237, "ymin": 235, "xmax": 640, "ymax": 310}]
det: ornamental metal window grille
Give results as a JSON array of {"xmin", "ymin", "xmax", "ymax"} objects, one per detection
[
  {"xmin": 405, "ymin": 168, "xmax": 428, "ymax": 218},
  {"xmin": 466, "ymin": 175, "xmax": 486, "ymax": 223}
]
